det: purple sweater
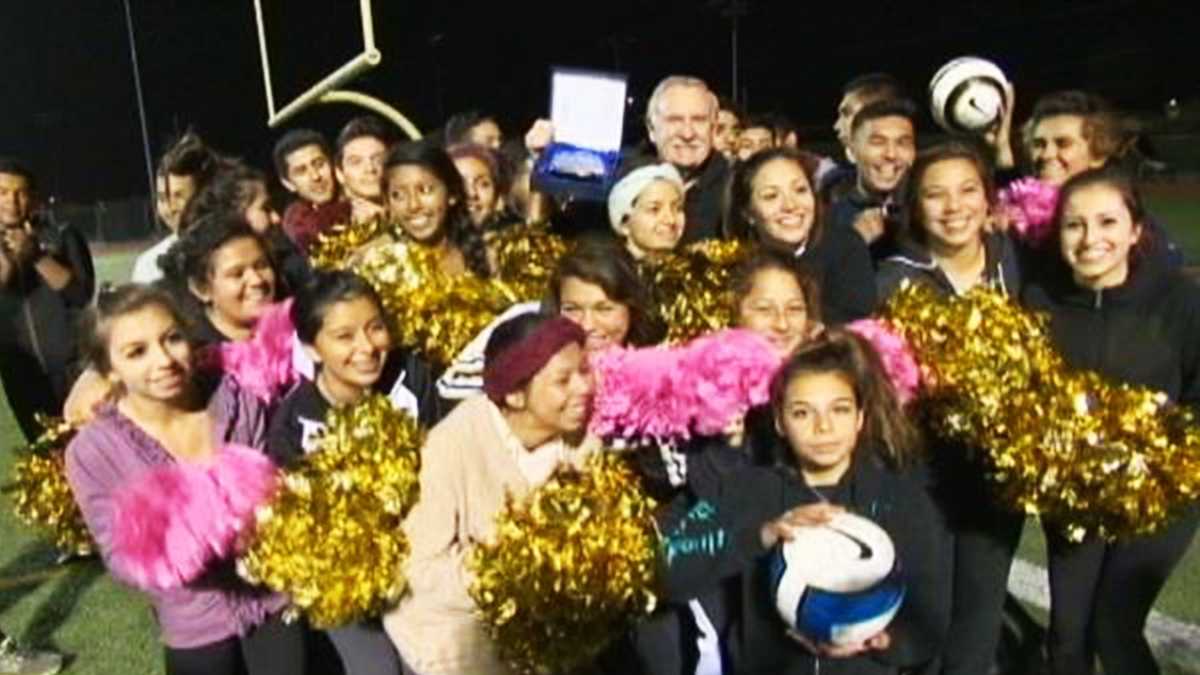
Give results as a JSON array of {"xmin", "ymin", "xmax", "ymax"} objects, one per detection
[{"xmin": 65, "ymin": 376, "xmax": 286, "ymax": 649}]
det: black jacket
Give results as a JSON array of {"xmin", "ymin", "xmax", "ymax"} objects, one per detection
[
  {"xmin": 875, "ymin": 231, "xmax": 1022, "ymax": 303},
  {"xmin": 1021, "ymin": 257, "xmax": 1200, "ymax": 410},
  {"xmin": 680, "ymin": 153, "xmax": 732, "ymax": 246},
  {"xmin": 791, "ymin": 224, "xmax": 877, "ymax": 325},
  {"xmin": 266, "ymin": 348, "xmax": 443, "ymax": 468},
  {"xmin": 660, "ymin": 449, "xmax": 951, "ymax": 675},
  {"xmin": 0, "ymin": 223, "xmax": 94, "ymax": 440}
]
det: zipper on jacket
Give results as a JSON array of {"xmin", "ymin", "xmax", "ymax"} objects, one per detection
[{"xmin": 1093, "ymin": 289, "xmax": 1103, "ymax": 310}]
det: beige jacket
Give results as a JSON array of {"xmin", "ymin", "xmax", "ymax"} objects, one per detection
[{"xmin": 383, "ymin": 395, "xmax": 595, "ymax": 675}]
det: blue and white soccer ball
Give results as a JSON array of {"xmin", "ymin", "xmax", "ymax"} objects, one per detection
[
  {"xmin": 767, "ymin": 512, "xmax": 905, "ymax": 646},
  {"xmin": 929, "ymin": 56, "xmax": 1011, "ymax": 133}
]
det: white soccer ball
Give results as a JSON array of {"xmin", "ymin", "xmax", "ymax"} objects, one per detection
[
  {"xmin": 766, "ymin": 512, "xmax": 905, "ymax": 646},
  {"xmin": 929, "ymin": 56, "xmax": 1011, "ymax": 133}
]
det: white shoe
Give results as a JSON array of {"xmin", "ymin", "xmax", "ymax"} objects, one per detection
[{"xmin": 0, "ymin": 638, "xmax": 63, "ymax": 675}]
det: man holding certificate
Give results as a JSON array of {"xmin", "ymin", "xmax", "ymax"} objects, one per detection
[{"xmin": 528, "ymin": 72, "xmax": 730, "ymax": 245}]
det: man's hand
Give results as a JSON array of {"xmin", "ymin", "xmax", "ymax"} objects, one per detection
[
  {"xmin": 852, "ymin": 208, "xmax": 887, "ymax": 245},
  {"xmin": 3, "ymin": 222, "xmax": 39, "ymax": 264},
  {"xmin": 349, "ymin": 198, "xmax": 385, "ymax": 224},
  {"xmin": 524, "ymin": 119, "xmax": 554, "ymax": 157},
  {"xmin": 982, "ymin": 81, "xmax": 1016, "ymax": 170},
  {"xmin": 64, "ymin": 369, "xmax": 116, "ymax": 426}
]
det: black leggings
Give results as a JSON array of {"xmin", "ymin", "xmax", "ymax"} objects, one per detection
[
  {"xmin": 940, "ymin": 504, "xmax": 1025, "ymax": 674},
  {"xmin": 1044, "ymin": 509, "xmax": 1200, "ymax": 675},
  {"xmin": 929, "ymin": 448, "xmax": 1026, "ymax": 675},
  {"xmin": 164, "ymin": 615, "xmax": 307, "ymax": 675}
]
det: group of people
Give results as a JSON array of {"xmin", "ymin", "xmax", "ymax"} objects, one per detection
[{"xmin": 0, "ymin": 64, "xmax": 1195, "ymax": 675}]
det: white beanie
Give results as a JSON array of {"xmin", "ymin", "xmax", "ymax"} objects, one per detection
[{"xmin": 607, "ymin": 163, "xmax": 685, "ymax": 232}]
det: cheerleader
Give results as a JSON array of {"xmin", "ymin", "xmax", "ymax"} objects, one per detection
[
  {"xmin": 660, "ymin": 330, "xmax": 950, "ymax": 675},
  {"xmin": 627, "ymin": 251, "xmax": 824, "ymax": 675},
  {"xmin": 265, "ymin": 269, "xmax": 440, "ymax": 674},
  {"xmin": 64, "ymin": 217, "xmax": 284, "ymax": 424},
  {"xmin": 438, "ymin": 240, "xmax": 665, "ymax": 400},
  {"xmin": 166, "ymin": 216, "xmax": 281, "ymax": 345},
  {"xmin": 606, "ymin": 163, "xmax": 687, "ymax": 262},
  {"xmin": 355, "ymin": 143, "xmax": 490, "ymax": 279},
  {"xmin": 725, "ymin": 147, "xmax": 876, "ymax": 324},
  {"xmin": 384, "ymin": 313, "xmax": 598, "ymax": 674},
  {"xmin": 63, "ymin": 285, "xmax": 305, "ymax": 675},
  {"xmin": 268, "ymin": 269, "xmax": 440, "ymax": 466},
  {"xmin": 1022, "ymin": 167, "xmax": 1200, "ymax": 675},
  {"xmin": 876, "ymin": 141, "xmax": 1024, "ymax": 675}
]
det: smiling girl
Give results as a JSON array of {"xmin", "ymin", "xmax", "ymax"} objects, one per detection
[
  {"xmin": 267, "ymin": 270, "xmax": 440, "ymax": 674},
  {"xmin": 174, "ymin": 216, "xmax": 280, "ymax": 345},
  {"xmin": 64, "ymin": 285, "xmax": 305, "ymax": 675},
  {"xmin": 726, "ymin": 148, "xmax": 876, "ymax": 324},
  {"xmin": 606, "ymin": 163, "xmax": 688, "ymax": 262},
  {"xmin": 875, "ymin": 141, "xmax": 1025, "ymax": 675},
  {"xmin": 378, "ymin": 143, "xmax": 491, "ymax": 278},
  {"xmin": 385, "ymin": 314, "xmax": 597, "ymax": 674},
  {"xmin": 1023, "ymin": 167, "xmax": 1200, "ymax": 675}
]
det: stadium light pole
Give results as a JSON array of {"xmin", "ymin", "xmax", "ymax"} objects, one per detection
[
  {"xmin": 719, "ymin": 0, "xmax": 749, "ymax": 105},
  {"xmin": 123, "ymin": 0, "xmax": 156, "ymax": 205}
]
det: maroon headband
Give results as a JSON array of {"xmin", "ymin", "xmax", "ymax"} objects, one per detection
[{"xmin": 483, "ymin": 316, "xmax": 586, "ymax": 404}]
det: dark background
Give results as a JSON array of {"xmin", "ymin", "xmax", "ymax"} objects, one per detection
[{"xmin": 1, "ymin": 0, "xmax": 1197, "ymax": 204}]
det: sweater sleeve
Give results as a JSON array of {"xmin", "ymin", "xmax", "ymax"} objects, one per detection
[
  {"xmin": 872, "ymin": 470, "xmax": 952, "ymax": 668},
  {"xmin": 657, "ymin": 465, "xmax": 781, "ymax": 603},
  {"xmin": 401, "ymin": 425, "xmax": 476, "ymax": 612},
  {"xmin": 230, "ymin": 381, "xmax": 269, "ymax": 449},
  {"xmin": 64, "ymin": 427, "xmax": 125, "ymax": 579}
]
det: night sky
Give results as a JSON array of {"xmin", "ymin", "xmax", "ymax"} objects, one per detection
[{"xmin": 2, "ymin": 0, "xmax": 1197, "ymax": 203}]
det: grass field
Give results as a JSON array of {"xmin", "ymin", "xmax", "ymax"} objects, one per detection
[{"xmin": 2, "ymin": 189, "xmax": 1200, "ymax": 673}]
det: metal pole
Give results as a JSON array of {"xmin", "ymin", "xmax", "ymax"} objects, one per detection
[
  {"xmin": 731, "ymin": 13, "xmax": 738, "ymax": 104},
  {"xmin": 122, "ymin": 0, "xmax": 155, "ymax": 203}
]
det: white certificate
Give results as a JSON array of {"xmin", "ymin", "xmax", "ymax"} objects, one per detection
[{"xmin": 550, "ymin": 68, "xmax": 627, "ymax": 152}]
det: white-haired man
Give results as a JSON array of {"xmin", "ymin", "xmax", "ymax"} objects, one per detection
[
  {"xmin": 524, "ymin": 75, "xmax": 730, "ymax": 243},
  {"xmin": 642, "ymin": 75, "xmax": 729, "ymax": 243}
]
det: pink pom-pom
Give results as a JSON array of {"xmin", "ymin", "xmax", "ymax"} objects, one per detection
[
  {"xmin": 109, "ymin": 444, "xmax": 278, "ymax": 592},
  {"xmin": 682, "ymin": 330, "xmax": 781, "ymax": 435},
  {"xmin": 847, "ymin": 319, "xmax": 921, "ymax": 405},
  {"xmin": 590, "ymin": 329, "xmax": 782, "ymax": 441},
  {"xmin": 207, "ymin": 443, "xmax": 279, "ymax": 521},
  {"xmin": 999, "ymin": 178, "xmax": 1059, "ymax": 246},
  {"xmin": 207, "ymin": 300, "xmax": 299, "ymax": 401},
  {"xmin": 590, "ymin": 346, "xmax": 691, "ymax": 440}
]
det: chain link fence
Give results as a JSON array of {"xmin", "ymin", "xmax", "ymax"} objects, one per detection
[{"xmin": 46, "ymin": 196, "xmax": 161, "ymax": 247}]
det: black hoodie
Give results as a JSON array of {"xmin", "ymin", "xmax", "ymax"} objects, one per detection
[
  {"xmin": 1021, "ymin": 255, "xmax": 1200, "ymax": 409},
  {"xmin": 875, "ymin": 231, "xmax": 1022, "ymax": 303},
  {"xmin": 659, "ymin": 448, "xmax": 951, "ymax": 675}
]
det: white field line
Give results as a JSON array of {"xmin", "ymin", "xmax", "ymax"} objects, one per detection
[{"xmin": 1010, "ymin": 558, "xmax": 1200, "ymax": 672}]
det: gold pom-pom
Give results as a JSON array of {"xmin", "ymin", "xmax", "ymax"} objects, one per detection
[
  {"xmin": 882, "ymin": 282, "xmax": 1200, "ymax": 540},
  {"xmin": 352, "ymin": 240, "xmax": 513, "ymax": 367},
  {"xmin": 309, "ymin": 216, "xmax": 389, "ymax": 270},
  {"xmin": 647, "ymin": 239, "xmax": 751, "ymax": 343},
  {"xmin": 469, "ymin": 452, "xmax": 661, "ymax": 674},
  {"xmin": 240, "ymin": 394, "xmax": 424, "ymax": 628},
  {"xmin": 4, "ymin": 415, "xmax": 93, "ymax": 555},
  {"xmin": 489, "ymin": 223, "xmax": 571, "ymax": 301}
]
